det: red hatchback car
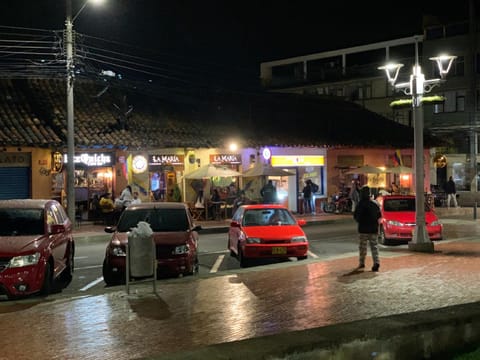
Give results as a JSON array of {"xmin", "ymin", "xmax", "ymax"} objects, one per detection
[
  {"xmin": 102, "ymin": 202, "xmax": 201, "ymax": 285},
  {"xmin": 228, "ymin": 204, "xmax": 308, "ymax": 267},
  {"xmin": 376, "ymin": 195, "xmax": 443, "ymax": 245},
  {"xmin": 0, "ymin": 199, "xmax": 75, "ymax": 299}
]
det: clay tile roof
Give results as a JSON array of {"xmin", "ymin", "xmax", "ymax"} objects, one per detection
[{"xmin": 0, "ymin": 77, "xmax": 444, "ymax": 149}]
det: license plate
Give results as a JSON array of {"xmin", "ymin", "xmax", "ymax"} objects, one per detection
[{"xmin": 272, "ymin": 247, "xmax": 287, "ymax": 255}]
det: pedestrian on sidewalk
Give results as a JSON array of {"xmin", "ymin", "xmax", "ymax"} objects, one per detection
[
  {"xmin": 445, "ymin": 176, "xmax": 458, "ymax": 208},
  {"xmin": 302, "ymin": 180, "xmax": 313, "ymax": 214},
  {"xmin": 349, "ymin": 180, "xmax": 360, "ymax": 212},
  {"xmin": 353, "ymin": 185, "xmax": 381, "ymax": 272}
]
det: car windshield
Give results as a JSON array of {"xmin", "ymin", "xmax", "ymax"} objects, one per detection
[
  {"xmin": 0, "ymin": 208, "xmax": 44, "ymax": 236},
  {"xmin": 117, "ymin": 208, "xmax": 189, "ymax": 232},
  {"xmin": 383, "ymin": 198, "xmax": 432, "ymax": 212},
  {"xmin": 242, "ymin": 208, "xmax": 295, "ymax": 226}
]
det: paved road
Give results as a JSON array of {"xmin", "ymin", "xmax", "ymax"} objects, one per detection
[{"xmin": 0, "ymin": 209, "xmax": 478, "ymax": 360}]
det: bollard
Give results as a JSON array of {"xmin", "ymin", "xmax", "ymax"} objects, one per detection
[{"xmin": 474, "ymin": 202, "xmax": 477, "ymax": 220}]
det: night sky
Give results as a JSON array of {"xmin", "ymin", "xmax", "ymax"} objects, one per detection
[{"xmin": 0, "ymin": 0, "xmax": 472, "ymax": 82}]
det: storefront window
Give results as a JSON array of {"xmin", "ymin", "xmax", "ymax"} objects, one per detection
[{"xmin": 297, "ymin": 166, "xmax": 324, "ymax": 196}]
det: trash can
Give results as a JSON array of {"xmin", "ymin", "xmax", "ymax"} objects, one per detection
[{"xmin": 126, "ymin": 221, "xmax": 157, "ymax": 294}]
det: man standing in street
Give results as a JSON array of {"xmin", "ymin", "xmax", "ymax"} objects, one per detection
[
  {"xmin": 445, "ymin": 176, "xmax": 458, "ymax": 208},
  {"xmin": 353, "ymin": 186, "xmax": 381, "ymax": 272}
]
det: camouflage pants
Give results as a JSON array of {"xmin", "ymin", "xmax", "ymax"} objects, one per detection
[{"xmin": 358, "ymin": 233, "xmax": 380, "ymax": 266}]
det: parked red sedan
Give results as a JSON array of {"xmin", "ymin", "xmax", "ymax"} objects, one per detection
[
  {"xmin": 228, "ymin": 204, "xmax": 308, "ymax": 267},
  {"xmin": 376, "ymin": 195, "xmax": 443, "ymax": 245},
  {"xmin": 0, "ymin": 199, "xmax": 75, "ymax": 299},
  {"xmin": 102, "ymin": 202, "xmax": 201, "ymax": 285}
]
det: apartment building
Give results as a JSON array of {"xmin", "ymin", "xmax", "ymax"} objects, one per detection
[{"xmin": 260, "ymin": 16, "xmax": 479, "ymax": 198}]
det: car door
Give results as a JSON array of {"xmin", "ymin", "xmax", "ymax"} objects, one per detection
[{"xmin": 47, "ymin": 204, "xmax": 70, "ymax": 276}]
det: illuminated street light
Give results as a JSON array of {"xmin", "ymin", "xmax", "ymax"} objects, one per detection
[
  {"xmin": 379, "ymin": 35, "xmax": 456, "ymax": 252},
  {"xmin": 65, "ymin": 0, "xmax": 104, "ymax": 224}
]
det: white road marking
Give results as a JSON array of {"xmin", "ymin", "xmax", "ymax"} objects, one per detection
[
  {"xmin": 79, "ymin": 277, "xmax": 104, "ymax": 291},
  {"xmin": 210, "ymin": 255, "xmax": 225, "ymax": 273},
  {"xmin": 75, "ymin": 265, "xmax": 102, "ymax": 271},
  {"xmin": 307, "ymin": 250, "xmax": 318, "ymax": 258}
]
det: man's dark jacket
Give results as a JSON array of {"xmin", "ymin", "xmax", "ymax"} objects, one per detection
[{"xmin": 353, "ymin": 199, "xmax": 381, "ymax": 234}]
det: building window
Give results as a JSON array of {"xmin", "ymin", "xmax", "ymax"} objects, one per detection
[
  {"xmin": 456, "ymin": 91, "xmax": 465, "ymax": 112},
  {"xmin": 436, "ymin": 90, "xmax": 465, "ymax": 113}
]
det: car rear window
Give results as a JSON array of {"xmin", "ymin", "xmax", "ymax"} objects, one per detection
[
  {"xmin": 0, "ymin": 208, "xmax": 44, "ymax": 236},
  {"xmin": 117, "ymin": 208, "xmax": 189, "ymax": 232}
]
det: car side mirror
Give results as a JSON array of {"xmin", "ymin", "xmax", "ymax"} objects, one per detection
[
  {"xmin": 230, "ymin": 221, "xmax": 241, "ymax": 228},
  {"xmin": 104, "ymin": 226, "xmax": 116, "ymax": 233},
  {"xmin": 297, "ymin": 219, "xmax": 307, "ymax": 226},
  {"xmin": 48, "ymin": 224, "xmax": 65, "ymax": 234},
  {"xmin": 192, "ymin": 225, "xmax": 203, "ymax": 232}
]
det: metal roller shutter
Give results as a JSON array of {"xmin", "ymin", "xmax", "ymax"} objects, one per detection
[{"xmin": 0, "ymin": 167, "xmax": 29, "ymax": 199}]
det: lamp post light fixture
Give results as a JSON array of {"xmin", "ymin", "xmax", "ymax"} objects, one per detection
[
  {"xmin": 378, "ymin": 35, "xmax": 456, "ymax": 252},
  {"xmin": 65, "ymin": 0, "xmax": 104, "ymax": 224}
]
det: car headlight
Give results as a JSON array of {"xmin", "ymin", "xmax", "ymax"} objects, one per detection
[
  {"xmin": 112, "ymin": 246, "xmax": 126, "ymax": 257},
  {"xmin": 173, "ymin": 244, "xmax": 190, "ymax": 255},
  {"xmin": 387, "ymin": 220, "xmax": 404, "ymax": 226},
  {"xmin": 430, "ymin": 220, "xmax": 441, "ymax": 226},
  {"xmin": 246, "ymin": 237, "xmax": 261, "ymax": 244},
  {"xmin": 291, "ymin": 236, "xmax": 307, "ymax": 243},
  {"xmin": 9, "ymin": 253, "xmax": 40, "ymax": 268}
]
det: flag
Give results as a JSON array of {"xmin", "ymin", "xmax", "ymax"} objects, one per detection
[{"xmin": 393, "ymin": 150, "xmax": 403, "ymax": 166}]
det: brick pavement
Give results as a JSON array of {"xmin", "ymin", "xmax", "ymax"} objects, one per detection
[{"xmin": 0, "ymin": 209, "xmax": 479, "ymax": 359}]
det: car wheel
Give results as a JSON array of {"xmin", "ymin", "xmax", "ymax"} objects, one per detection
[
  {"xmin": 238, "ymin": 245, "xmax": 249, "ymax": 268},
  {"xmin": 297, "ymin": 256, "xmax": 307, "ymax": 261},
  {"xmin": 40, "ymin": 262, "xmax": 53, "ymax": 297},
  {"xmin": 102, "ymin": 258, "xmax": 121, "ymax": 286},
  {"xmin": 378, "ymin": 226, "xmax": 388, "ymax": 245}
]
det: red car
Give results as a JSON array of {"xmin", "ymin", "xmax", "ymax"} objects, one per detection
[
  {"xmin": 228, "ymin": 204, "xmax": 308, "ymax": 267},
  {"xmin": 102, "ymin": 202, "xmax": 201, "ymax": 285},
  {"xmin": 0, "ymin": 199, "xmax": 75, "ymax": 299},
  {"xmin": 376, "ymin": 195, "xmax": 443, "ymax": 245}
]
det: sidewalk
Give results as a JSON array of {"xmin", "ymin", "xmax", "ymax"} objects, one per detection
[{"xmin": 1, "ymin": 210, "xmax": 479, "ymax": 359}]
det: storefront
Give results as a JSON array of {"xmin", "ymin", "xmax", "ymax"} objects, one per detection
[
  {"xmin": 0, "ymin": 152, "xmax": 31, "ymax": 199},
  {"xmin": 209, "ymin": 153, "xmax": 241, "ymax": 200},
  {"xmin": 148, "ymin": 153, "xmax": 185, "ymax": 201},
  {"xmin": 270, "ymin": 154, "xmax": 325, "ymax": 213},
  {"xmin": 58, "ymin": 151, "xmax": 115, "ymax": 220},
  {"xmin": 240, "ymin": 147, "xmax": 326, "ymax": 213}
]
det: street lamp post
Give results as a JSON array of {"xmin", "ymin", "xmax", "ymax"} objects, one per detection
[
  {"xmin": 379, "ymin": 35, "xmax": 456, "ymax": 252},
  {"xmin": 65, "ymin": 0, "xmax": 104, "ymax": 224}
]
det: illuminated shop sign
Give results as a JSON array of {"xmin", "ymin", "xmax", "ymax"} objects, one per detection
[
  {"xmin": 148, "ymin": 154, "xmax": 184, "ymax": 166},
  {"xmin": 63, "ymin": 153, "xmax": 114, "ymax": 167},
  {"xmin": 0, "ymin": 153, "xmax": 31, "ymax": 167},
  {"xmin": 271, "ymin": 155, "xmax": 324, "ymax": 167},
  {"xmin": 210, "ymin": 154, "xmax": 242, "ymax": 164},
  {"xmin": 262, "ymin": 148, "xmax": 271, "ymax": 161},
  {"xmin": 132, "ymin": 155, "xmax": 148, "ymax": 174}
]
